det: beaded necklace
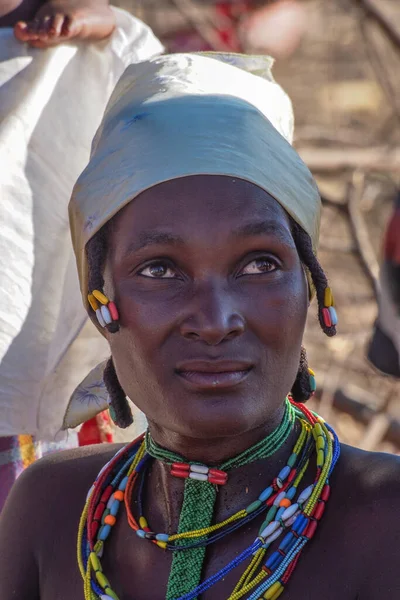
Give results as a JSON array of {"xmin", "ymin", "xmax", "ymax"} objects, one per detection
[{"xmin": 77, "ymin": 398, "xmax": 340, "ymax": 600}]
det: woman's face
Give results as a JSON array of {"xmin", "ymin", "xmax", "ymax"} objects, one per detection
[{"xmin": 106, "ymin": 175, "xmax": 308, "ymax": 439}]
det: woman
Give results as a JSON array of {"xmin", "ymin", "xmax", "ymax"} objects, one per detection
[{"xmin": 0, "ymin": 52, "xmax": 399, "ymax": 600}]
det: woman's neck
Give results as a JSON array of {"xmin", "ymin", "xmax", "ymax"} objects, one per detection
[{"xmin": 147, "ymin": 403, "xmax": 286, "ymax": 466}]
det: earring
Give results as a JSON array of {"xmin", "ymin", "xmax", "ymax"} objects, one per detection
[
  {"xmin": 88, "ymin": 289, "xmax": 120, "ymax": 333},
  {"xmin": 308, "ymin": 367, "xmax": 317, "ymax": 396},
  {"xmin": 321, "ymin": 286, "xmax": 338, "ymax": 328}
]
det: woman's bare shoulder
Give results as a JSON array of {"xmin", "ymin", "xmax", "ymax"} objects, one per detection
[
  {"xmin": 332, "ymin": 444, "xmax": 400, "ymax": 598},
  {"xmin": 0, "ymin": 442, "xmax": 128, "ymax": 599},
  {"xmin": 335, "ymin": 442, "xmax": 400, "ymax": 495},
  {"xmin": 17, "ymin": 442, "xmax": 126, "ymax": 496}
]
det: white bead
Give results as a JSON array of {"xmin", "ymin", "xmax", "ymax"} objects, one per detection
[
  {"xmin": 281, "ymin": 503, "xmax": 298, "ymax": 521},
  {"xmin": 273, "ymin": 491, "xmax": 286, "ymax": 506},
  {"xmin": 260, "ymin": 520, "xmax": 280, "ymax": 539},
  {"xmin": 101, "ymin": 304, "xmax": 112, "ymax": 325},
  {"xmin": 189, "ymin": 472, "xmax": 208, "ymax": 481},
  {"xmin": 284, "ymin": 513, "xmax": 299, "ymax": 528},
  {"xmin": 298, "ymin": 485, "xmax": 314, "ymax": 505},
  {"xmin": 190, "ymin": 464, "xmax": 209, "ymax": 475},
  {"xmin": 96, "ymin": 308, "xmax": 106, "ymax": 328},
  {"xmin": 276, "ymin": 478, "xmax": 284, "ymax": 489},
  {"xmin": 100, "ymin": 595, "xmax": 115, "ymax": 600},
  {"xmin": 263, "ymin": 527, "xmax": 283, "ymax": 546}
]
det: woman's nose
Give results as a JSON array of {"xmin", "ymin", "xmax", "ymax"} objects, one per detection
[{"xmin": 179, "ymin": 281, "xmax": 245, "ymax": 345}]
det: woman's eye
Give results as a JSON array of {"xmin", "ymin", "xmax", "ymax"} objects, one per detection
[
  {"xmin": 138, "ymin": 262, "xmax": 176, "ymax": 278},
  {"xmin": 240, "ymin": 257, "xmax": 277, "ymax": 276}
]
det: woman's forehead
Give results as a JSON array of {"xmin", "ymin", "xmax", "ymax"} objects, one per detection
[{"xmin": 110, "ymin": 175, "xmax": 293, "ymax": 248}]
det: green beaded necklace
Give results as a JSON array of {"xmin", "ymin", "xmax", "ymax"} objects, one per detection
[{"xmin": 145, "ymin": 398, "xmax": 296, "ymax": 600}]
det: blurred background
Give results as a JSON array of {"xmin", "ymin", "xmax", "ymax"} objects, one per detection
[{"xmin": 112, "ymin": 0, "xmax": 400, "ymax": 452}]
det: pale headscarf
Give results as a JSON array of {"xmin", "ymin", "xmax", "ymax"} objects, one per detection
[
  {"xmin": 65, "ymin": 52, "xmax": 321, "ymax": 429},
  {"xmin": 69, "ymin": 52, "xmax": 321, "ymax": 317}
]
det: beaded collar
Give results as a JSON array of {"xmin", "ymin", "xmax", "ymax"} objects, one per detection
[{"xmin": 78, "ymin": 398, "xmax": 340, "ymax": 600}]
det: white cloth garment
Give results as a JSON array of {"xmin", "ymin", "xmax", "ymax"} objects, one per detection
[{"xmin": 0, "ymin": 8, "xmax": 163, "ymax": 438}]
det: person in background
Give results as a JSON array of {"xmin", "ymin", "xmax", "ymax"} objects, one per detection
[
  {"xmin": 0, "ymin": 0, "xmax": 163, "ymax": 510},
  {"xmin": 368, "ymin": 191, "xmax": 400, "ymax": 378}
]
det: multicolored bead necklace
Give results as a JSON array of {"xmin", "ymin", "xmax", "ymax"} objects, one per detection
[{"xmin": 77, "ymin": 397, "xmax": 340, "ymax": 600}]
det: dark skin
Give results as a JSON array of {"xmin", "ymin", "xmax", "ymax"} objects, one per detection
[
  {"xmin": 0, "ymin": 0, "xmax": 115, "ymax": 47},
  {"xmin": 1, "ymin": 176, "xmax": 399, "ymax": 599}
]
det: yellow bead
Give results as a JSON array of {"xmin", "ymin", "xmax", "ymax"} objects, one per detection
[
  {"xmin": 92, "ymin": 289, "xmax": 109, "ymax": 305},
  {"xmin": 264, "ymin": 582, "xmax": 283, "ymax": 599},
  {"xmin": 313, "ymin": 423, "xmax": 323, "ymax": 439},
  {"xmin": 157, "ymin": 541, "xmax": 167, "ymax": 550},
  {"xmin": 88, "ymin": 294, "xmax": 99, "ymax": 311},
  {"xmin": 89, "ymin": 551, "xmax": 101, "ymax": 573},
  {"xmin": 317, "ymin": 448, "xmax": 325, "ymax": 467},
  {"xmin": 104, "ymin": 589, "xmax": 119, "ymax": 600},
  {"xmin": 96, "ymin": 571, "xmax": 110, "ymax": 589},
  {"xmin": 316, "ymin": 436, "xmax": 325, "ymax": 451},
  {"xmin": 324, "ymin": 287, "xmax": 333, "ymax": 307},
  {"xmin": 139, "ymin": 516, "xmax": 148, "ymax": 529},
  {"xmin": 271, "ymin": 586, "xmax": 285, "ymax": 600},
  {"xmin": 308, "ymin": 367, "xmax": 315, "ymax": 377}
]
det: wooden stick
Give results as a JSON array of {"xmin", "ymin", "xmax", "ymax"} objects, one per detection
[
  {"xmin": 359, "ymin": 16, "xmax": 400, "ymax": 123},
  {"xmin": 297, "ymin": 146, "xmax": 400, "ymax": 172},
  {"xmin": 326, "ymin": 385, "xmax": 400, "ymax": 449},
  {"xmin": 357, "ymin": 0, "xmax": 400, "ymax": 52},
  {"xmin": 358, "ymin": 386, "xmax": 393, "ymax": 451},
  {"xmin": 347, "ymin": 171, "xmax": 380, "ymax": 299},
  {"xmin": 171, "ymin": 0, "xmax": 232, "ymax": 51}
]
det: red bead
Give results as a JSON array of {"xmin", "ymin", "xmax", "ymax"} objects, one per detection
[
  {"xmin": 100, "ymin": 485, "xmax": 114, "ymax": 504},
  {"xmin": 171, "ymin": 462, "xmax": 190, "ymax": 472},
  {"xmin": 209, "ymin": 468, "xmax": 227, "ymax": 479},
  {"xmin": 322, "ymin": 308, "xmax": 332, "ymax": 328},
  {"xmin": 321, "ymin": 484, "xmax": 331, "ymax": 502},
  {"xmin": 208, "ymin": 475, "xmax": 227, "ymax": 485},
  {"xmin": 108, "ymin": 301, "xmax": 119, "ymax": 321},
  {"xmin": 313, "ymin": 501, "xmax": 325, "ymax": 521},
  {"xmin": 171, "ymin": 469, "xmax": 189, "ymax": 479},
  {"xmin": 305, "ymin": 519, "xmax": 318, "ymax": 539},
  {"xmin": 90, "ymin": 521, "xmax": 99, "ymax": 539},
  {"xmin": 287, "ymin": 469, "xmax": 297, "ymax": 483},
  {"xmin": 94, "ymin": 502, "xmax": 106, "ymax": 522}
]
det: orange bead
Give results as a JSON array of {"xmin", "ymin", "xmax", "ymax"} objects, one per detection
[
  {"xmin": 104, "ymin": 515, "xmax": 116, "ymax": 526},
  {"xmin": 114, "ymin": 491, "xmax": 124, "ymax": 501},
  {"xmin": 279, "ymin": 498, "xmax": 291, "ymax": 508}
]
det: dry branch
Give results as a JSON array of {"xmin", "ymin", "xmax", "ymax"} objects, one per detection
[
  {"xmin": 357, "ymin": 0, "xmax": 400, "ymax": 52},
  {"xmin": 347, "ymin": 172, "xmax": 380, "ymax": 299},
  {"xmin": 171, "ymin": 0, "xmax": 231, "ymax": 51},
  {"xmin": 329, "ymin": 386, "xmax": 400, "ymax": 448},
  {"xmin": 298, "ymin": 146, "xmax": 400, "ymax": 172}
]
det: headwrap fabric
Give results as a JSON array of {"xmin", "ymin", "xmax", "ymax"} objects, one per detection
[{"xmin": 69, "ymin": 52, "xmax": 321, "ymax": 318}]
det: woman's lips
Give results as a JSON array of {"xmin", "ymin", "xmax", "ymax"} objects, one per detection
[{"xmin": 176, "ymin": 360, "xmax": 253, "ymax": 390}]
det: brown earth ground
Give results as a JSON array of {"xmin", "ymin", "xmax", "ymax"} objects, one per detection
[{"xmin": 110, "ymin": 0, "xmax": 399, "ymax": 452}]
